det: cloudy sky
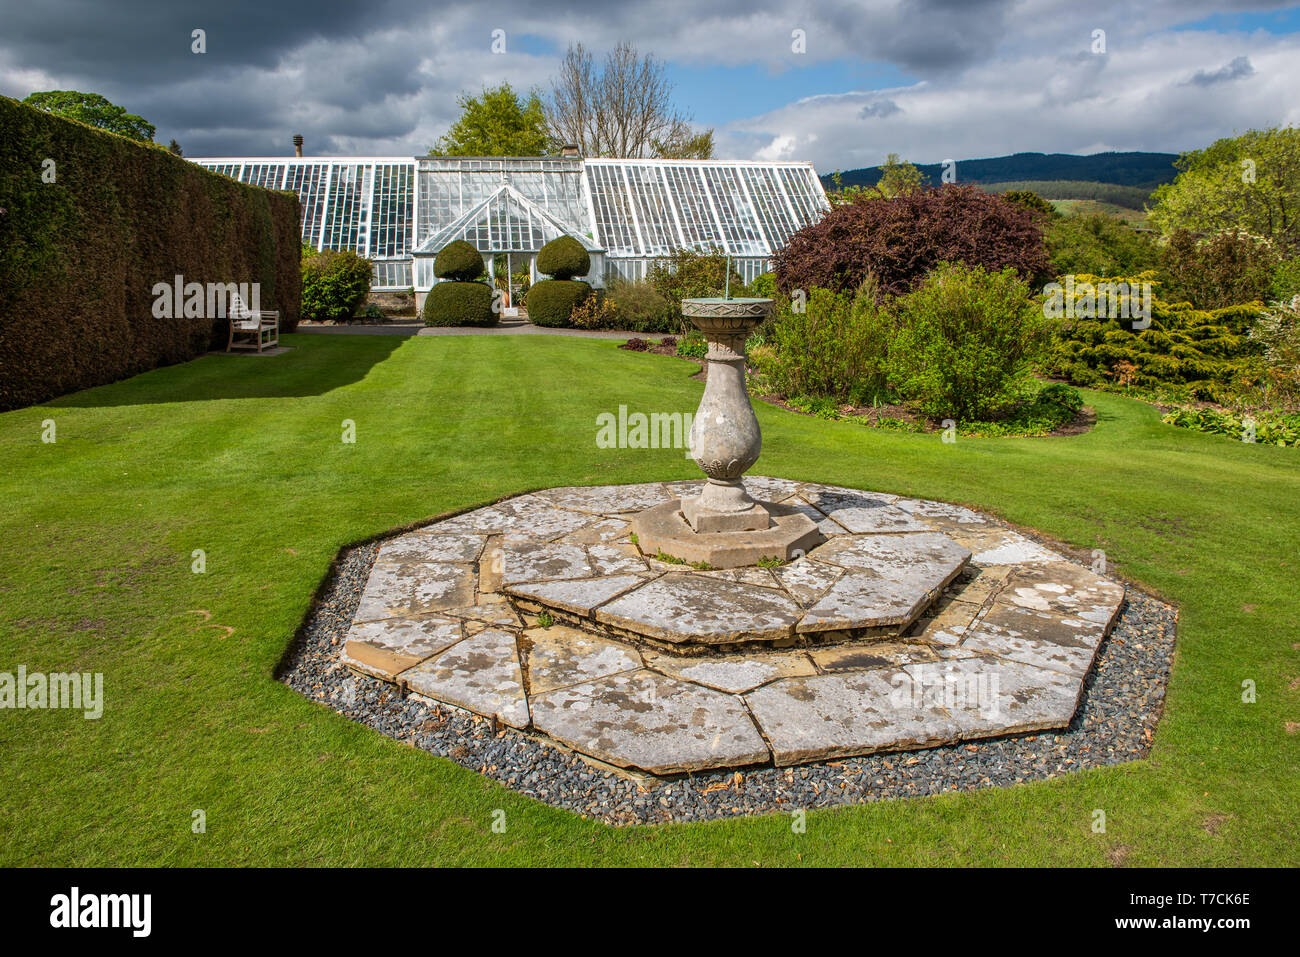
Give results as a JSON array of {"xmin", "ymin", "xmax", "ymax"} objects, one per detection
[{"xmin": 1, "ymin": 0, "xmax": 1298, "ymax": 171}]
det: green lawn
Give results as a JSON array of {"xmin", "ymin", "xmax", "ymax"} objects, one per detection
[{"xmin": 2, "ymin": 333, "xmax": 1296, "ymax": 866}]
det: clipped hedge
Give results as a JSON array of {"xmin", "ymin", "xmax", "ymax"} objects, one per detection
[
  {"xmin": 536, "ymin": 236, "xmax": 590, "ymax": 280},
  {"xmin": 422, "ymin": 280, "xmax": 497, "ymax": 327},
  {"xmin": 526, "ymin": 279, "xmax": 590, "ymax": 327},
  {"xmin": 0, "ymin": 95, "xmax": 300, "ymax": 411},
  {"xmin": 434, "ymin": 240, "xmax": 485, "ymax": 281}
]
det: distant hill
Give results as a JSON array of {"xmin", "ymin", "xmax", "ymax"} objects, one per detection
[{"xmin": 823, "ymin": 151, "xmax": 1179, "ymax": 192}]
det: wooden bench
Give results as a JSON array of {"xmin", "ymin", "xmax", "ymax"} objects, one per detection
[{"xmin": 226, "ymin": 298, "xmax": 279, "ymax": 353}]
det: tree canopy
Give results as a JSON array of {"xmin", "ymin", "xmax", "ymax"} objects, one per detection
[
  {"xmin": 430, "ymin": 83, "xmax": 552, "ymax": 157},
  {"xmin": 875, "ymin": 154, "xmax": 925, "ymax": 198},
  {"xmin": 1149, "ymin": 126, "xmax": 1300, "ymax": 256},
  {"xmin": 22, "ymin": 90, "xmax": 155, "ymax": 141},
  {"xmin": 545, "ymin": 41, "xmax": 712, "ymax": 159}
]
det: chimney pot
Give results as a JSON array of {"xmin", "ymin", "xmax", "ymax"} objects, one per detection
[{"xmin": 293, "ymin": 134, "xmax": 304, "ymax": 157}]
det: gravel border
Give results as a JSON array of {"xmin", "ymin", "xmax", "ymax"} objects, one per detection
[{"xmin": 278, "ymin": 536, "xmax": 1177, "ymax": 825}]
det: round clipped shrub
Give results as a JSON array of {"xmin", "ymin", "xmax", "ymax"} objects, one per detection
[
  {"xmin": 434, "ymin": 240, "xmax": 486, "ymax": 281},
  {"xmin": 536, "ymin": 236, "xmax": 590, "ymax": 280},
  {"xmin": 526, "ymin": 279, "xmax": 590, "ymax": 327},
  {"xmin": 422, "ymin": 280, "xmax": 497, "ymax": 327}
]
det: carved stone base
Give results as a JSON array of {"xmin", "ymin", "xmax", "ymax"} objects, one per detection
[
  {"xmin": 631, "ymin": 499, "xmax": 822, "ymax": 569},
  {"xmin": 682, "ymin": 479, "xmax": 771, "ymax": 532}
]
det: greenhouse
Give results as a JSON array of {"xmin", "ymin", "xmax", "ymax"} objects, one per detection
[{"xmin": 190, "ymin": 154, "xmax": 830, "ymax": 300}]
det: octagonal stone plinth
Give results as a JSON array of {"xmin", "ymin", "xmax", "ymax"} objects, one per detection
[
  {"xmin": 335, "ymin": 479, "xmax": 1128, "ymax": 776},
  {"xmin": 630, "ymin": 498, "xmax": 822, "ymax": 570}
]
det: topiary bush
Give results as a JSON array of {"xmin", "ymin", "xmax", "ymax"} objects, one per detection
[
  {"xmin": 773, "ymin": 185, "xmax": 1051, "ymax": 298},
  {"xmin": 422, "ymin": 280, "xmax": 496, "ymax": 327},
  {"xmin": 887, "ymin": 261, "xmax": 1049, "ymax": 420},
  {"xmin": 301, "ymin": 248, "xmax": 374, "ymax": 322},
  {"xmin": 536, "ymin": 236, "xmax": 590, "ymax": 280},
  {"xmin": 434, "ymin": 240, "xmax": 486, "ymax": 281},
  {"xmin": 526, "ymin": 279, "xmax": 590, "ymax": 327}
]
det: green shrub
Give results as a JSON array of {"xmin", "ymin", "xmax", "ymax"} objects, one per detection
[
  {"xmin": 434, "ymin": 240, "xmax": 486, "ymax": 281},
  {"xmin": 570, "ymin": 290, "xmax": 618, "ymax": 329},
  {"xmin": 1002, "ymin": 190, "xmax": 1057, "ymax": 218},
  {"xmin": 887, "ymin": 262, "xmax": 1048, "ymax": 420},
  {"xmin": 1037, "ymin": 381, "xmax": 1085, "ymax": 415},
  {"xmin": 1162, "ymin": 406, "xmax": 1300, "ymax": 447},
  {"xmin": 301, "ymin": 249, "xmax": 373, "ymax": 322},
  {"xmin": 676, "ymin": 335, "xmax": 708, "ymax": 359},
  {"xmin": 1158, "ymin": 228, "xmax": 1279, "ymax": 309},
  {"xmin": 536, "ymin": 236, "xmax": 590, "ymax": 280},
  {"xmin": 765, "ymin": 278, "xmax": 892, "ymax": 404},
  {"xmin": 1045, "ymin": 212, "xmax": 1160, "ymax": 277},
  {"xmin": 647, "ymin": 248, "xmax": 743, "ymax": 334},
  {"xmin": 0, "ymin": 96, "xmax": 301, "ymax": 410},
  {"xmin": 1270, "ymin": 258, "xmax": 1300, "ymax": 302},
  {"xmin": 606, "ymin": 276, "xmax": 672, "ymax": 332},
  {"xmin": 526, "ymin": 279, "xmax": 590, "ymax": 327},
  {"xmin": 747, "ymin": 272, "xmax": 779, "ymax": 299},
  {"xmin": 1043, "ymin": 272, "xmax": 1266, "ymax": 398},
  {"xmin": 422, "ymin": 280, "xmax": 497, "ymax": 327}
]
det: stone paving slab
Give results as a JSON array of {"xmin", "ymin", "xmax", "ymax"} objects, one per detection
[
  {"xmin": 524, "ymin": 625, "xmax": 643, "ymax": 695},
  {"xmin": 809, "ymin": 640, "xmax": 941, "ymax": 672},
  {"xmin": 502, "ymin": 541, "xmax": 593, "ymax": 585},
  {"xmin": 538, "ymin": 483, "xmax": 673, "ymax": 514},
  {"xmin": 772, "ymin": 558, "xmax": 844, "ymax": 607},
  {"xmin": 595, "ymin": 572, "xmax": 803, "ymax": 644},
  {"xmin": 957, "ymin": 562, "xmax": 1124, "ymax": 676},
  {"xmin": 903, "ymin": 657, "xmax": 1083, "ymax": 738},
  {"xmin": 375, "ymin": 531, "xmax": 486, "ymax": 565},
  {"xmin": 745, "ymin": 669, "xmax": 962, "ymax": 765},
  {"xmin": 643, "ymin": 649, "xmax": 817, "ymax": 693},
  {"xmin": 341, "ymin": 478, "xmax": 1129, "ymax": 776},
  {"xmin": 400, "ymin": 629, "xmax": 530, "ymax": 729},
  {"xmin": 353, "ymin": 562, "xmax": 479, "ymax": 623},
  {"xmin": 946, "ymin": 526, "xmax": 1061, "ymax": 565},
  {"xmin": 529, "ymin": 669, "xmax": 770, "ymax": 774},
  {"xmin": 343, "ymin": 615, "xmax": 464, "ymax": 679},
  {"xmin": 507, "ymin": 573, "xmax": 648, "ymax": 616}
]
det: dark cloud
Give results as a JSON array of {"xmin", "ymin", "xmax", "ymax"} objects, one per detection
[
  {"xmin": 859, "ymin": 98, "xmax": 901, "ymax": 118},
  {"xmin": 1184, "ymin": 54, "xmax": 1255, "ymax": 86}
]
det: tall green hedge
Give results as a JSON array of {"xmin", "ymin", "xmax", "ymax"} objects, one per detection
[{"xmin": 0, "ymin": 95, "xmax": 301, "ymax": 411}]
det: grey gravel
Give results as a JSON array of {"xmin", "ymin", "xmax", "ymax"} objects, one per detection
[{"xmin": 278, "ymin": 538, "xmax": 1176, "ymax": 826}]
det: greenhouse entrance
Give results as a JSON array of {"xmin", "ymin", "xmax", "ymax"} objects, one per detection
[{"xmin": 410, "ymin": 184, "xmax": 604, "ymax": 312}]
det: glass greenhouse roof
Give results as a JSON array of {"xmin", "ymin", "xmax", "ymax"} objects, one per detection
[{"xmin": 189, "ymin": 154, "xmax": 829, "ymax": 286}]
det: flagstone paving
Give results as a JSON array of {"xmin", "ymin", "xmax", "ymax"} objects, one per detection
[{"xmin": 336, "ymin": 479, "xmax": 1129, "ymax": 775}]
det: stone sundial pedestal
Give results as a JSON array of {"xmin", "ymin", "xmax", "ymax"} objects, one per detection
[{"xmin": 630, "ymin": 298, "xmax": 822, "ymax": 569}]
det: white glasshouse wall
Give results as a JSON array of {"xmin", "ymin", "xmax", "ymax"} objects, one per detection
[{"xmin": 190, "ymin": 154, "xmax": 830, "ymax": 291}]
